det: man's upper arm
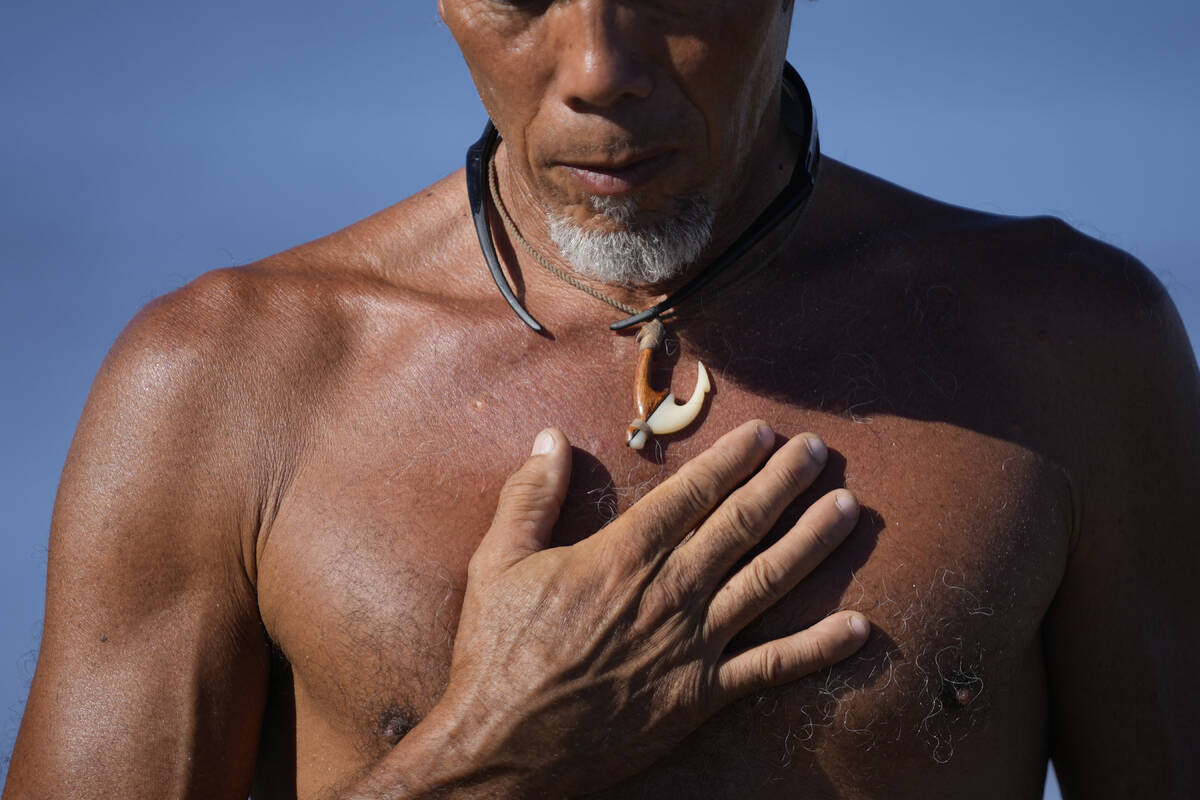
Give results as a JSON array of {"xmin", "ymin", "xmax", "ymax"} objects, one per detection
[
  {"xmin": 5, "ymin": 278, "xmax": 276, "ymax": 798},
  {"xmin": 1043, "ymin": 255, "xmax": 1200, "ymax": 797}
]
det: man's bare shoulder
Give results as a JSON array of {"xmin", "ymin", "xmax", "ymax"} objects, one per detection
[
  {"xmin": 815, "ymin": 158, "xmax": 1197, "ymax": 469},
  {"xmin": 82, "ymin": 169, "xmax": 492, "ymax": 519},
  {"xmin": 824, "ymin": 158, "xmax": 1183, "ymax": 345},
  {"xmin": 116, "ymin": 170, "xmax": 483, "ymax": 398},
  {"xmin": 254, "ymin": 167, "xmax": 483, "ymax": 298}
]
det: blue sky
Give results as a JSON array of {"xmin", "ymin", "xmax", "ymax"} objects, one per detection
[{"xmin": 2, "ymin": 1, "xmax": 1197, "ymax": 792}]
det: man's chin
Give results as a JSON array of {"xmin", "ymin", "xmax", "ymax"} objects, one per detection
[{"xmin": 547, "ymin": 195, "xmax": 715, "ymax": 287}]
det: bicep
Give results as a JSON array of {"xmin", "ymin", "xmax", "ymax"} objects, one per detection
[
  {"xmin": 6, "ymin": 309, "xmax": 272, "ymax": 799},
  {"xmin": 10, "ymin": 555, "xmax": 270, "ymax": 798},
  {"xmin": 1044, "ymin": 284, "xmax": 1200, "ymax": 798}
]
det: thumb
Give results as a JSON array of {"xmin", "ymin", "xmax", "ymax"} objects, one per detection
[{"xmin": 476, "ymin": 428, "xmax": 573, "ymax": 570}]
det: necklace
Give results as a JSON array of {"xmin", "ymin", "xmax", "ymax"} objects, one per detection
[
  {"xmin": 466, "ymin": 62, "xmax": 820, "ymax": 450},
  {"xmin": 487, "ymin": 151, "xmax": 711, "ymax": 449}
]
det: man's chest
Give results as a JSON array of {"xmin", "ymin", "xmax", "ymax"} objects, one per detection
[{"xmin": 256, "ymin": 344, "xmax": 1070, "ymax": 795}]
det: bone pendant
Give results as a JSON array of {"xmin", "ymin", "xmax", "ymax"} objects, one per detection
[{"xmin": 626, "ymin": 362, "xmax": 711, "ymax": 450}]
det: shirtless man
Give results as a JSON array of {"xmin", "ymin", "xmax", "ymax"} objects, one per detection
[{"xmin": 6, "ymin": 1, "xmax": 1199, "ymax": 798}]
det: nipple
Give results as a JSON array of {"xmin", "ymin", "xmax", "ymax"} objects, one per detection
[
  {"xmin": 943, "ymin": 675, "xmax": 983, "ymax": 711},
  {"xmin": 377, "ymin": 706, "xmax": 418, "ymax": 746}
]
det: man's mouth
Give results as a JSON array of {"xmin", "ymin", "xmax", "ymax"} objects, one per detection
[{"xmin": 557, "ymin": 151, "xmax": 676, "ymax": 197}]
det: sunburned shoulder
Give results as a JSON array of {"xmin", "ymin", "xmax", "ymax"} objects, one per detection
[
  {"xmin": 944, "ymin": 204, "xmax": 1179, "ymax": 360},
  {"xmin": 114, "ymin": 265, "xmax": 362, "ymax": 398},
  {"xmin": 824, "ymin": 158, "xmax": 1180, "ymax": 336},
  {"xmin": 113, "ymin": 168, "xmax": 483, "ymax": 394},
  {"xmin": 822, "ymin": 159, "xmax": 1195, "ymax": 436},
  {"xmin": 829, "ymin": 160, "xmax": 1198, "ymax": 541},
  {"xmin": 80, "ymin": 173, "xmax": 496, "ymax": 490},
  {"xmin": 257, "ymin": 167, "xmax": 482, "ymax": 293}
]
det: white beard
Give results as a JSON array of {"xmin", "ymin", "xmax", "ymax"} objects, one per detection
[{"xmin": 547, "ymin": 195, "xmax": 714, "ymax": 287}]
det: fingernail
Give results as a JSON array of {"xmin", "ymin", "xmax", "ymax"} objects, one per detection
[
  {"xmin": 849, "ymin": 613, "xmax": 870, "ymax": 637},
  {"xmin": 757, "ymin": 423, "xmax": 774, "ymax": 448},
  {"xmin": 531, "ymin": 429, "xmax": 555, "ymax": 456},
  {"xmin": 835, "ymin": 491, "xmax": 857, "ymax": 516},
  {"xmin": 806, "ymin": 435, "xmax": 827, "ymax": 462}
]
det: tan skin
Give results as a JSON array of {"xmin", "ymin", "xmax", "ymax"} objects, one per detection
[{"xmin": 7, "ymin": 1, "xmax": 1200, "ymax": 798}]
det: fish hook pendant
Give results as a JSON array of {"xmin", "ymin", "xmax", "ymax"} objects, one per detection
[{"xmin": 626, "ymin": 319, "xmax": 712, "ymax": 450}]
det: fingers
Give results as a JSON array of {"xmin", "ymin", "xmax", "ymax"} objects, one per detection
[
  {"xmin": 715, "ymin": 610, "xmax": 870, "ymax": 700},
  {"xmin": 473, "ymin": 428, "xmax": 573, "ymax": 573},
  {"xmin": 668, "ymin": 433, "xmax": 829, "ymax": 590},
  {"xmin": 705, "ymin": 489, "xmax": 860, "ymax": 639},
  {"xmin": 599, "ymin": 420, "xmax": 776, "ymax": 564}
]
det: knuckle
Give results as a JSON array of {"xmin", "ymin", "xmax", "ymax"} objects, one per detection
[
  {"xmin": 799, "ymin": 633, "xmax": 832, "ymax": 668},
  {"xmin": 495, "ymin": 482, "xmax": 535, "ymax": 519},
  {"xmin": 635, "ymin": 576, "xmax": 688, "ymax": 633},
  {"xmin": 757, "ymin": 646, "xmax": 787, "ymax": 685},
  {"xmin": 673, "ymin": 468, "xmax": 720, "ymax": 514},
  {"xmin": 495, "ymin": 477, "xmax": 554, "ymax": 527},
  {"xmin": 797, "ymin": 518, "xmax": 837, "ymax": 555},
  {"xmin": 602, "ymin": 527, "xmax": 645, "ymax": 566},
  {"xmin": 744, "ymin": 556, "xmax": 784, "ymax": 603},
  {"xmin": 776, "ymin": 457, "xmax": 818, "ymax": 495},
  {"xmin": 726, "ymin": 500, "xmax": 765, "ymax": 540},
  {"xmin": 500, "ymin": 467, "xmax": 541, "ymax": 499}
]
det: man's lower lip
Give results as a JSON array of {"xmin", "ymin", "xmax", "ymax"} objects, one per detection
[{"xmin": 562, "ymin": 153, "xmax": 674, "ymax": 196}]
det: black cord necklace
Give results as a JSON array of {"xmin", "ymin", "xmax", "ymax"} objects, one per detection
[{"xmin": 466, "ymin": 62, "xmax": 821, "ymax": 448}]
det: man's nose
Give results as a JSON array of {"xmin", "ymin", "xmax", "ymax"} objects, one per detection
[{"xmin": 554, "ymin": 0, "xmax": 653, "ymax": 112}]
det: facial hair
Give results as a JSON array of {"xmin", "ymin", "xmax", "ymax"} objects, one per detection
[{"xmin": 547, "ymin": 195, "xmax": 715, "ymax": 287}]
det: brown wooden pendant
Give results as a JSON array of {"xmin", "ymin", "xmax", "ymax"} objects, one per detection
[{"xmin": 626, "ymin": 319, "xmax": 712, "ymax": 450}]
